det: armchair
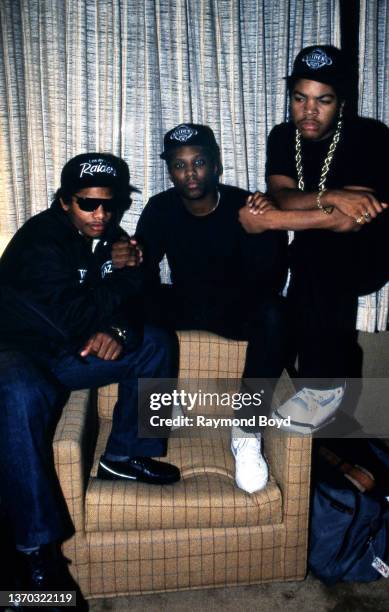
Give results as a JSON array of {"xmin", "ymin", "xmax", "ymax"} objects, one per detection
[{"xmin": 53, "ymin": 330, "xmax": 311, "ymax": 599}]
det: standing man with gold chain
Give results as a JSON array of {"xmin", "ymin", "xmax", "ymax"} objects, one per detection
[{"xmin": 239, "ymin": 45, "xmax": 389, "ymax": 430}]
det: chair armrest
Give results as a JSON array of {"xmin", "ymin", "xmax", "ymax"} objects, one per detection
[
  {"xmin": 53, "ymin": 389, "xmax": 97, "ymax": 533},
  {"xmin": 265, "ymin": 372, "xmax": 312, "ymax": 527}
]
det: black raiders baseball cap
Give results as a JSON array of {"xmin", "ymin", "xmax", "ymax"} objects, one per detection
[
  {"xmin": 160, "ymin": 123, "xmax": 220, "ymax": 160},
  {"xmin": 60, "ymin": 152, "xmax": 139, "ymax": 196},
  {"xmin": 286, "ymin": 45, "xmax": 348, "ymax": 90}
]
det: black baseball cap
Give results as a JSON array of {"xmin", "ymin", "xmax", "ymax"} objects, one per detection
[
  {"xmin": 286, "ymin": 45, "xmax": 348, "ymax": 91},
  {"xmin": 60, "ymin": 153, "xmax": 139, "ymax": 196},
  {"xmin": 160, "ymin": 123, "xmax": 220, "ymax": 160}
]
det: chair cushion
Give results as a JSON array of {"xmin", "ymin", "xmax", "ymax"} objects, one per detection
[{"xmin": 85, "ymin": 422, "xmax": 282, "ymax": 532}]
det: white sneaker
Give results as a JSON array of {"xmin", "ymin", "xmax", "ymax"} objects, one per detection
[
  {"xmin": 231, "ymin": 427, "xmax": 268, "ymax": 493},
  {"xmin": 170, "ymin": 401, "xmax": 185, "ymax": 430},
  {"xmin": 272, "ymin": 385, "xmax": 345, "ymax": 433}
]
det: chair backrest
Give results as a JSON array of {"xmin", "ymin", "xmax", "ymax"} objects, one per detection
[{"xmin": 98, "ymin": 330, "xmax": 249, "ymax": 420}]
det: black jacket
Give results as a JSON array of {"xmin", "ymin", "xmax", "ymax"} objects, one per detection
[{"xmin": 0, "ymin": 200, "xmax": 142, "ymax": 353}]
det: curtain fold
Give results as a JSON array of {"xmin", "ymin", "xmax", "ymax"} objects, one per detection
[{"xmin": 357, "ymin": 0, "xmax": 389, "ymax": 332}]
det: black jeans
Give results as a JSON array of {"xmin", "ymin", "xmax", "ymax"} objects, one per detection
[
  {"xmin": 287, "ymin": 283, "xmax": 362, "ymax": 387},
  {"xmin": 0, "ymin": 325, "xmax": 177, "ymax": 547},
  {"xmin": 145, "ymin": 286, "xmax": 287, "ymax": 430}
]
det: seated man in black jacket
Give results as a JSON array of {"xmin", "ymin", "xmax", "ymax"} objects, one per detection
[
  {"xmin": 114, "ymin": 124, "xmax": 288, "ymax": 494},
  {"xmin": 0, "ymin": 153, "xmax": 179, "ymax": 608}
]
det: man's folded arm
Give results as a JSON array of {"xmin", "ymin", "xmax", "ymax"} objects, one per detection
[{"xmin": 268, "ymin": 174, "xmax": 387, "ymax": 221}]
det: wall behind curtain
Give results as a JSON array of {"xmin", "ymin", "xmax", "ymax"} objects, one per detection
[
  {"xmin": 0, "ymin": 0, "xmax": 340, "ymax": 241},
  {"xmin": 359, "ymin": 0, "xmax": 389, "ymax": 124}
]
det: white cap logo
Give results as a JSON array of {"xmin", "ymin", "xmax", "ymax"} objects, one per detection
[
  {"xmin": 79, "ymin": 159, "xmax": 117, "ymax": 178},
  {"xmin": 302, "ymin": 48, "xmax": 333, "ymax": 70},
  {"xmin": 170, "ymin": 125, "xmax": 198, "ymax": 143}
]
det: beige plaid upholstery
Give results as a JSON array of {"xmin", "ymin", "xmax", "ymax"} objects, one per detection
[
  {"xmin": 98, "ymin": 331, "xmax": 248, "ymax": 420},
  {"xmin": 54, "ymin": 331, "xmax": 311, "ymax": 598},
  {"xmin": 85, "ymin": 422, "xmax": 282, "ymax": 532}
]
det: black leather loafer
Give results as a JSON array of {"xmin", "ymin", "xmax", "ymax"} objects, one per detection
[
  {"xmin": 15, "ymin": 543, "xmax": 88, "ymax": 611},
  {"xmin": 97, "ymin": 456, "xmax": 180, "ymax": 485}
]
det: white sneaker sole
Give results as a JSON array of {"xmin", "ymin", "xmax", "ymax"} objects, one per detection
[{"xmin": 270, "ymin": 408, "xmax": 336, "ymax": 434}]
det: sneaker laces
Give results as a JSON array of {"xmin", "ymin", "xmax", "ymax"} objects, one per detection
[
  {"xmin": 288, "ymin": 389, "xmax": 316, "ymax": 413},
  {"xmin": 305, "ymin": 386, "xmax": 344, "ymax": 407},
  {"xmin": 289, "ymin": 388, "xmax": 343, "ymax": 412}
]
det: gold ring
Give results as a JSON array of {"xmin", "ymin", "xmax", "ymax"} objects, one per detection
[
  {"xmin": 355, "ymin": 216, "xmax": 364, "ymax": 224},
  {"xmin": 364, "ymin": 212, "xmax": 371, "ymax": 220}
]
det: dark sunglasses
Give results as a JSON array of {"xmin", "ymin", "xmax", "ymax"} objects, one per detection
[{"xmin": 74, "ymin": 195, "xmax": 117, "ymax": 212}]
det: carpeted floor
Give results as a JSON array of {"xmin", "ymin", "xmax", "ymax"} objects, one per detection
[{"xmin": 87, "ymin": 574, "xmax": 389, "ymax": 611}]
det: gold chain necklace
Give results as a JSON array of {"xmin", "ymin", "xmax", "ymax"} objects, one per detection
[{"xmin": 295, "ymin": 118, "xmax": 343, "ymax": 194}]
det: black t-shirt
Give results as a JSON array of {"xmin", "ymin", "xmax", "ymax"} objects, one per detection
[
  {"xmin": 136, "ymin": 184, "xmax": 288, "ymax": 304},
  {"xmin": 266, "ymin": 116, "xmax": 389, "ymax": 296}
]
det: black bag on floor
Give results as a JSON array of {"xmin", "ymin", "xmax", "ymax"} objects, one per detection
[{"xmin": 309, "ymin": 439, "xmax": 389, "ymax": 584}]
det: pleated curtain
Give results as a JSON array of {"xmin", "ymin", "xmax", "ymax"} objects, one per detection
[
  {"xmin": 357, "ymin": 0, "xmax": 389, "ymax": 331},
  {"xmin": 6, "ymin": 1, "xmax": 386, "ymax": 331},
  {"xmin": 0, "ymin": 0, "xmax": 339, "ymax": 232}
]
